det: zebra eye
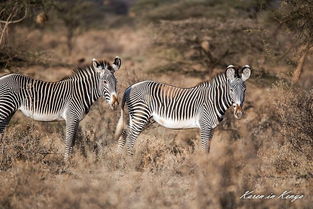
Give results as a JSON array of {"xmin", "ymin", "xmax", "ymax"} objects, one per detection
[
  {"xmin": 230, "ymin": 88, "xmax": 234, "ymax": 93},
  {"xmin": 103, "ymin": 80, "xmax": 107, "ymax": 84}
]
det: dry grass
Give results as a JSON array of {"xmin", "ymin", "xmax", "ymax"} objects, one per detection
[
  {"xmin": 1, "ymin": 80, "xmax": 312, "ymax": 209},
  {"xmin": 0, "ymin": 18, "xmax": 313, "ymax": 209}
]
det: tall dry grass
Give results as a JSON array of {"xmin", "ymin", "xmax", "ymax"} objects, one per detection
[
  {"xmin": 0, "ymin": 81, "xmax": 312, "ymax": 209},
  {"xmin": 0, "ymin": 8, "xmax": 312, "ymax": 208}
]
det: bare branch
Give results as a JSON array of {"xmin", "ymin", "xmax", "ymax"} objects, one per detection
[
  {"xmin": 0, "ymin": 2, "xmax": 28, "ymax": 25},
  {"xmin": 0, "ymin": 11, "xmax": 13, "ymax": 47}
]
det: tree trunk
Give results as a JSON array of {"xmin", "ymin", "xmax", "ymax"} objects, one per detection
[{"xmin": 292, "ymin": 43, "xmax": 311, "ymax": 84}]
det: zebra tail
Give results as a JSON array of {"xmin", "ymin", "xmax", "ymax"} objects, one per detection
[{"xmin": 114, "ymin": 94, "xmax": 126, "ymax": 140}]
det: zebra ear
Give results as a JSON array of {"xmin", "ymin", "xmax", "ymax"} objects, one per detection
[
  {"xmin": 226, "ymin": 65, "xmax": 236, "ymax": 81},
  {"xmin": 92, "ymin": 58, "xmax": 102, "ymax": 71},
  {"xmin": 112, "ymin": 56, "xmax": 121, "ymax": 72},
  {"xmin": 241, "ymin": 65, "xmax": 251, "ymax": 81}
]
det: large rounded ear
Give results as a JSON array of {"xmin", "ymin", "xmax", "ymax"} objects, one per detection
[
  {"xmin": 93, "ymin": 58, "xmax": 102, "ymax": 72},
  {"xmin": 226, "ymin": 65, "xmax": 236, "ymax": 82},
  {"xmin": 112, "ymin": 56, "xmax": 121, "ymax": 72},
  {"xmin": 241, "ymin": 65, "xmax": 251, "ymax": 81}
]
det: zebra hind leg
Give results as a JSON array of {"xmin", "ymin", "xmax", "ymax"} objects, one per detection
[
  {"xmin": 126, "ymin": 116, "xmax": 150, "ymax": 155},
  {"xmin": 0, "ymin": 109, "xmax": 17, "ymax": 137},
  {"xmin": 117, "ymin": 130, "xmax": 127, "ymax": 153},
  {"xmin": 0, "ymin": 110, "xmax": 16, "ymax": 155}
]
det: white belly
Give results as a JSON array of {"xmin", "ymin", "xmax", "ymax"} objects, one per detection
[
  {"xmin": 19, "ymin": 107, "xmax": 64, "ymax": 121},
  {"xmin": 152, "ymin": 113, "xmax": 199, "ymax": 129}
]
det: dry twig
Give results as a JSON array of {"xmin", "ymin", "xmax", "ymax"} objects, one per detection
[{"xmin": 0, "ymin": 2, "xmax": 28, "ymax": 47}]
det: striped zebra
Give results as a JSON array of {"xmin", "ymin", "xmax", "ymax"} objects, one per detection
[
  {"xmin": 115, "ymin": 65, "xmax": 251, "ymax": 154},
  {"xmin": 0, "ymin": 57, "xmax": 122, "ymax": 160}
]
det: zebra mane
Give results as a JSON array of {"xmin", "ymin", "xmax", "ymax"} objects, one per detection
[
  {"xmin": 195, "ymin": 72, "xmax": 227, "ymax": 87},
  {"xmin": 61, "ymin": 60, "xmax": 111, "ymax": 80}
]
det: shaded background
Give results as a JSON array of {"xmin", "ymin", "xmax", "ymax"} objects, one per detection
[{"xmin": 0, "ymin": 0, "xmax": 312, "ymax": 208}]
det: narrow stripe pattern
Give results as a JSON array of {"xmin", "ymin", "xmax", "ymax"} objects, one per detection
[
  {"xmin": 116, "ymin": 65, "xmax": 250, "ymax": 154},
  {"xmin": 0, "ymin": 58, "xmax": 120, "ymax": 160}
]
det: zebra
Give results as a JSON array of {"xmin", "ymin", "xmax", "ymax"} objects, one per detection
[
  {"xmin": 115, "ymin": 65, "xmax": 251, "ymax": 155},
  {"xmin": 0, "ymin": 57, "xmax": 122, "ymax": 160}
]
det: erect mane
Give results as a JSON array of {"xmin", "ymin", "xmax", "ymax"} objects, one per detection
[
  {"xmin": 195, "ymin": 71, "xmax": 227, "ymax": 87},
  {"xmin": 61, "ymin": 60, "xmax": 111, "ymax": 80}
]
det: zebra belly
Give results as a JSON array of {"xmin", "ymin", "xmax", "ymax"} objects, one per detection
[
  {"xmin": 19, "ymin": 106, "xmax": 64, "ymax": 121},
  {"xmin": 152, "ymin": 113, "xmax": 199, "ymax": 129}
]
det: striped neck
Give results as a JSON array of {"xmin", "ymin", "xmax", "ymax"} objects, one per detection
[
  {"xmin": 207, "ymin": 73, "xmax": 233, "ymax": 120},
  {"xmin": 64, "ymin": 67, "xmax": 101, "ymax": 113}
]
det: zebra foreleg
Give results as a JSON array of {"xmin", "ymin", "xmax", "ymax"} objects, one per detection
[
  {"xmin": 0, "ymin": 108, "xmax": 16, "ymax": 155},
  {"xmin": 64, "ymin": 119, "xmax": 79, "ymax": 160},
  {"xmin": 200, "ymin": 127, "xmax": 214, "ymax": 153}
]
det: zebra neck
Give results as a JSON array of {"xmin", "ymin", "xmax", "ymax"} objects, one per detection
[
  {"xmin": 211, "ymin": 73, "xmax": 233, "ymax": 120},
  {"xmin": 88, "ymin": 88, "xmax": 101, "ymax": 108},
  {"xmin": 71, "ymin": 78, "xmax": 101, "ymax": 113},
  {"xmin": 85, "ymin": 86, "xmax": 101, "ymax": 113}
]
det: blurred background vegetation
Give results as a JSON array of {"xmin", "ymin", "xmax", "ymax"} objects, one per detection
[
  {"xmin": 1, "ymin": 0, "xmax": 312, "ymax": 85},
  {"xmin": 0, "ymin": 1, "xmax": 312, "ymax": 209}
]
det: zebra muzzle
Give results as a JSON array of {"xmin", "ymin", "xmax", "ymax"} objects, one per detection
[
  {"xmin": 110, "ymin": 94, "xmax": 119, "ymax": 110},
  {"xmin": 234, "ymin": 105, "xmax": 243, "ymax": 119}
]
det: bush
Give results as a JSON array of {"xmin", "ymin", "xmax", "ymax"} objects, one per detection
[
  {"xmin": 272, "ymin": 83, "xmax": 313, "ymax": 159},
  {"xmin": 150, "ymin": 17, "xmax": 283, "ymax": 77},
  {"xmin": 131, "ymin": 0, "xmax": 276, "ymax": 23}
]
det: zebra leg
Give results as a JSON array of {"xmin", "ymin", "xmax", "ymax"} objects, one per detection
[
  {"xmin": 117, "ymin": 130, "xmax": 127, "ymax": 152},
  {"xmin": 0, "ymin": 104, "xmax": 17, "ymax": 155},
  {"xmin": 64, "ymin": 119, "xmax": 79, "ymax": 160},
  {"xmin": 0, "ymin": 104, "xmax": 17, "ymax": 134},
  {"xmin": 0, "ymin": 113, "xmax": 15, "ymax": 146},
  {"xmin": 200, "ymin": 127, "xmax": 214, "ymax": 153},
  {"xmin": 0, "ymin": 93, "xmax": 21, "ymax": 143},
  {"xmin": 126, "ymin": 116, "xmax": 150, "ymax": 155}
]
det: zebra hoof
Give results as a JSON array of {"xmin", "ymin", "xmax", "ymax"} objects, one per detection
[{"xmin": 127, "ymin": 151, "xmax": 134, "ymax": 156}]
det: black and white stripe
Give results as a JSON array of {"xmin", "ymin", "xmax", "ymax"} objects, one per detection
[
  {"xmin": 115, "ymin": 65, "xmax": 251, "ymax": 155},
  {"xmin": 0, "ymin": 57, "xmax": 122, "ymax": 160}
]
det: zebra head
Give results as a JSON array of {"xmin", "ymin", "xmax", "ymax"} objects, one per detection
[
  {"xmin": 92, "ymin": 57, "xmax": 122, "ymax": 109},
  {"xmin": 225, "ymin": 65, "xmax": 251, "ymax": 119}
]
